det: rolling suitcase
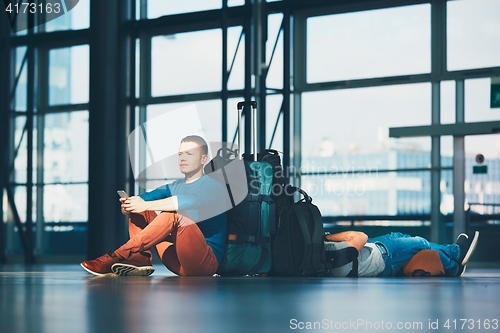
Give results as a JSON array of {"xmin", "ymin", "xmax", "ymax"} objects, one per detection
[{"xmin": 214, "ymin": 101, "xmax": 276, "ymax": 276}]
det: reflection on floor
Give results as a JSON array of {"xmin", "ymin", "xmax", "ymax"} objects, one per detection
[{"xmin": 1, "ymin": 265, "xmax": 500, "ymax": 333}]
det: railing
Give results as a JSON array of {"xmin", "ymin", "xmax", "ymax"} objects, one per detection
[{"xmin": 466, "ymin": 203, "xmax": 500, "ymax": 227}]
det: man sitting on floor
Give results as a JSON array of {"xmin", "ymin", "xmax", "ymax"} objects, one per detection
[
  {"xmin": 325, "ymin": 231, "xmax": 479, "ymax": 277},
  {"xmin": 81, "ymin": 135, "xmax": 227, "ymax": 277}
]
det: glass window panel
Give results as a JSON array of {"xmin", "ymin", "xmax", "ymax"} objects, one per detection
[
  {"xmin": 146, "ymin": 101, "xmax": 222, "ymax": 143},
  {"xmin": 447, "ymin": 0, "xmax": 500, "ymax": 71},
  {"xmin": 13, "ymin": 14, "xmax": 27, "ymax": 36},
  {"xmin": 49, "ymin": 45, "xmax": 89, "ymax": 105},
  {"xmin": 465, "ymin": 134, "xmax": 500, "ymax": 167},
  {"xmin": 136, "ymin": 39, "xmax": 140, "ymax": 98},
  {"xmin": 307, "ymin": 5, "xmax": 431, "ymax": 83},
  {"xmin": 44, "ymin": 111, "xmax": 89, "ymax": 183},
  {"xmin": 441, "ymin": 136, "xmax": 454, "ymax": 168},
  {"xmin": 441, "ymin": 80, "xmax": 456, "ymax": 125},
  {"xmin": 465, "ymin": 78, "xmax": 500, "ymax": 122},
  {"xmin": 266, "ymin": 14, "xmax": 283, "ymax": 90},
  {"xmin": 302, "ymin": 170, "xmax": 431, "ymax": 216},
  {"xmin": 151, "ymin": 30, "xmax": 222, "ymax": 96},
  {"xmin": 228, "ymin": 0, "xmax": 244, "ymax": 6},
  {"xmin": 302, "ymin": 84, "xmax": 432, "ymax": 217},
  {"xmin": 302, "ymin": 83, "xmax": 432, "ymax": 160},
  {"xmin": 227, "ymin": 97, "xmax": 244, "ymax": 148},
  {"xmin": 441, "ymin": 169, "xmax": 453, "ymax": 215},
  {"xmin": 44, "ymin": 0, "xmax": 90, "ymax": 32},
  {"xmin": 465, "ymin": 135, "xmax": 500, "ymax": 214},
  {"xmin": 227, "ymin": 27, "xmax": 245, "ymax": 91},
  {"xmin": 148, "ymin": 0, "xmax": 221, "ymax": 19},
  {"xmin": 266, "ymin": 94, "xmax": 283, "ymax": 151},
  {"xmin": 13, "ymin": 117, "xmax": 28, "ymax": 184},
  {"xmin": 12, "ymin": 186, "xmax": 36, "ymax": 223},
  {"xmin": 13, "ymin": 116, "xmax": 38, "ymax": 184},
  {"xmin": 13, "ymin": 47, "xmax": 28, "ymax": 112},
  {"xmin": 43, "ymin": 184, "xmax": 88, "ymax": 222},
  {"xmin": 133, "ymin": 101, "xmax": 222, "ymax": 188}
]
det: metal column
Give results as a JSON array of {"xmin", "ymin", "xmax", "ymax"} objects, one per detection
[
  {"xmin": 25, "ymin": 17, "xmax": 35, "ymax": 264},
  {"xmin": 222, "ymin": 0, "xmax": 229, "ymax": 143},
  {"xmin": 282, "ymin": 4, "xmax": 291, "ymax": 172},
  {"xmin": 430, "ymin": 83, "xmax": 442, "ymax": 243},
  {"xmin": 255, "ymin": 0, "xmax": 267, "ymax": 152},
  {"xmin": 429, "ymin": 0, "xmax": 447, "ymax": 243},
  {"xmin": 243, "ymin": 0, "xmax": 254, "ymax": 154},
  {"xmin": 87, "ymin": 0, "xmax": 132, "ymax": 258},
  {"xmin": 292, "ymin": 13, "xmax": 306, "ymax": 187},
  {"xmin": 453, "ymin": 80, "xmax": 466, "ymax": 239},
  {"xmin": 0, "ymin": 13, "xmax": 11, "ymax": 264}
]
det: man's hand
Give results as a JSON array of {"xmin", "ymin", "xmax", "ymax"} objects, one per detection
[
  {"xmin": 121, "ymin": 196, "xmax": 150, "ymax": 214},
  {"xmin": 119, "ymin": 197, "xmax": 130, "ymax": 215}
]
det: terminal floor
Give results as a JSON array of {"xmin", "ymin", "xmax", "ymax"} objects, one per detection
[{"xmin": 1, "ymin": 264, "xmax": 500, "ymax": 333}]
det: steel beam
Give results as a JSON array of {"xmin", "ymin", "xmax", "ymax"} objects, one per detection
[{"xmin": 389, "ymin": 121, "xmax": 500, "ymax": 138}]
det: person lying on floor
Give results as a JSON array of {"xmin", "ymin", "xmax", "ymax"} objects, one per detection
[
  {"xmin": 324, "ymin": 231, "xmax": 479, "ymax": 277},
  {"xmin": 81, "ymin": 135, "xmax": 227, "ymax": 277}
]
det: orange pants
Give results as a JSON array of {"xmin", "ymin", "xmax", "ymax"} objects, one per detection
[{"xmin": 116, "ymin": 211, "xmax": 219, "ymax": 276}]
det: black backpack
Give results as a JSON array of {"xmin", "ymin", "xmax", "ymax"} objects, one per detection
[{"xmin": 270, "ymin": 187, "xmax": 359, "ymax": 277}]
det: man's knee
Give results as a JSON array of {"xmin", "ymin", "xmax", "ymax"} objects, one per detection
[{"xmin": 177, "ymin": 215, "xmax": 196, "ymax": 228}]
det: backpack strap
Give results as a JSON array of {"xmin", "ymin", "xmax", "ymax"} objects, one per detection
[
  {"xmin": 291, "ymin": 204, "xmax": 312, "ymax": 274},
  {"xmin": 220, "ymin": 164, "xmax": 236, "ymax": 208},
  {"xmin": 308, "ymin": 200, "xmax": 325, "ymax": 276},
  {"xmin": 227, "ymin": 234, "xmax": 271, "ymax": 245},
  {"xmin": 326, "ymin": 247, "xmax": 359, "ymax": 277}
]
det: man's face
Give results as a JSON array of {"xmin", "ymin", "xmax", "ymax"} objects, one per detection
[{"xmin": 178, "ymin": 141, "xmax": 208, "ymax": 175}]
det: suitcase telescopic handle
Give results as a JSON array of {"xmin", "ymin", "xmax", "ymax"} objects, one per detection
[
  {"xmin": 237, "ymin": 101, "xmax": 258, "ymax": 161},
  {"xmin": 237, "ymin": 101, "xmax": 257, "ymax": 110}
]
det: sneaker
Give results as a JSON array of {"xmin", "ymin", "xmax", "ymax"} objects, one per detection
[
  {"xmin": 455, "ymin": 233, "xmax": 468, "ymax": 247},
  {"xmin": 456, "ymin": 231, "xmax": 479, "ymax": 266},
  {"xmin": 111, "ymin": 251, "xmax": 155, "ymax": 276},
  {"xmin": 80, "ymin": 250, "xmax": 123, "ymax": 276},
  {"xmin": 457, "ymin": 264, "xmax": 467, "ymax": 277}
]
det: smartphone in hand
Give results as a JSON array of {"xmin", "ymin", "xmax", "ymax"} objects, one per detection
[{"xmin": 117, "ymin": 190, "xmax": 129, "ymax": 198}]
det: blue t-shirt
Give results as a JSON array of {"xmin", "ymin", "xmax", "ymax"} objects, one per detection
[{"xmin": 140, "ymin": 175, "xmax": 227, "ymax": 263}]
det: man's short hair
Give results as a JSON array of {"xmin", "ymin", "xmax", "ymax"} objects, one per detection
[{"xmin": 181, "ymin": 135, "xmax": 208, "ymax": 155}]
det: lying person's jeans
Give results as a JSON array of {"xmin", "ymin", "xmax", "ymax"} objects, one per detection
[{"xmin": 369, "ymin": 232, "xmax": 460, "ymax": 277}]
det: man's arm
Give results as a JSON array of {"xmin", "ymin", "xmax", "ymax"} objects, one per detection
[
  {"xmin": 325, "ymin": 231, "xmax": 368, "ymax": 252},
  {"xmin": 122, "ymin": 195, "xmax": 178, "ymax": 214}
]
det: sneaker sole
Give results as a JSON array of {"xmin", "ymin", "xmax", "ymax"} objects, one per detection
[
  {"xmin": 80, "ymin": 263, "xmax": 116, "ymax": 276},
  {"xmin": 111, "ymin": 263, "xmax": 155, "ymax": 276},
  {"xmin": 458, "ymin": 265, "xmax": 467, "ymax": 277},
  {"xmin": 461, "ymin": 231, "xmax": 479, "ymax": 266}
]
